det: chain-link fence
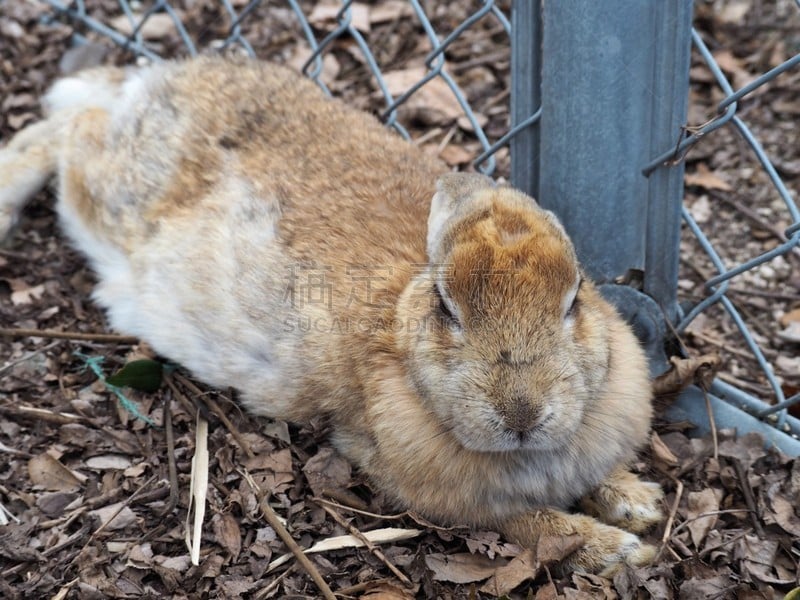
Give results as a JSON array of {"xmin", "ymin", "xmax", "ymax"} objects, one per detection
[{"xmin": 38, "ymin": 0, "xmax": 800, "ymax": 453}]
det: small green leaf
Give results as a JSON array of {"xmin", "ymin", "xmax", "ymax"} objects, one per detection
[
  {"xmin": 785, "ymin": 588, "xmax": 800, "ymax": 600},
  {"xmin": 106, "ymin": 359, "xmax": 163, "ymax": 393}
]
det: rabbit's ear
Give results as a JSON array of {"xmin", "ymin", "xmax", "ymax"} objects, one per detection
[{"xmin": 427, "ymin": 172, "xmax": 495, "ymax": 261}]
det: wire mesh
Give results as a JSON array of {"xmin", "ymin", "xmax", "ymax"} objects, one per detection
[
  {"xmin": 643, "ymin": 15, "xmax": 800, "ymax": 437},
  {"xmin": 43, "ymin": 0, "xmax": 518, "ymax": 175},
  {"xmin": 38, "ymin": 0, "xmax": 800, "ymax": 441}
]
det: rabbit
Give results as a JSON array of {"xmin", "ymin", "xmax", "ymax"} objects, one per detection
[{"xmin": 0, "ymin": 55, "xmax": 663, "ymax": 575}]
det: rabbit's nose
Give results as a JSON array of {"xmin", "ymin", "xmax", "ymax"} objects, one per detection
[{"xmin": 498, "ymin": 397, "xmax": 542, "ymax": 433}]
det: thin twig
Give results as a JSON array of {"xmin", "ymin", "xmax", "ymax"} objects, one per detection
[
  {"xmin": 727, "ymin": 286, "xmax": 800, "ymax": 302},
  {"xmin": 335, "ymin": 578, "xmax": 395, "ymax": 596},
  {"xmin": 0, "ymin": 404, "xmax": 84, "ymax": 425},
  {"xmin": 434, "ymin": 124, "xmax": 458, "ymax": 156},
  {"xmin": 314, "ymin": 499, "xmax": 413, "ymax": 588},
  {"xmin": 716, "ymin": 372, "xmax": 771, "ymax": 397},
  {"xmin": 314, "ymin": 497, "xmax": 455, "ymax": 532},
  {"xmin": 697, "ymin": 530, "xmax": 748, "ymax": 559},
  {"xmin": 313, "ymin": 496, "xmax": 408, "ymax": 521},
  {"xmin": 320, "ymin": 487, "xmax": 371, "ymax": 513},
  {"xmin": 174, "ymin": 373, "xmax": 255, "ymax": 459},
  {"xmin": 670, "ymin": 508, "xmax": 753, "ymax": 538},
  {"xmin": 163, "ymin": 373, "xmax": 197, "ymax": 419},
  {"xmin": 241, "ymin": 470, "xmax": 336, "ymax": 600},
  {"xmin": 657, "ymin": 476, "xmax": 684, "ymax": 562},
  {"xmin": 701, "ymin": 387, "xmax": 719, "ymax": 460},
  {"xmin": 0, "ymin": 340, "xmax": 60, "ymax": 376},
  {"xmin": 732, "ymin": 459, "xmax": 766, "ymax": 538},
  {"xmin": 0, "ymin": 327, "xmax": 138, "ymax": 344},
  {"xmin": 253, "ymin": 563, "xmax": 297, "ymax": 600},
  {"xmin": 449, "ymin": 49, "xmax": 509, "ymax": 73},
  {"xmin": 413, "ymin": 126, "xmax": 444, "ymax": 146},
  {"xmin": 689, "ymin": 329, "xmax": 778, "ymax": 360},
  {"xmin": 158, "ymin": 391, "xmax": 179, "ymax": 518}
]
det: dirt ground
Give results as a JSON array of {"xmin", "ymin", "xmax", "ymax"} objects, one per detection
[{"xmin": 1, "ymin": 0, "xmax": 799, "ymax": 598}]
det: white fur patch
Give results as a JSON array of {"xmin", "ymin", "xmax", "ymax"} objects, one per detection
[{"xmin": 44, "ymin": 77, "xmax": 119, "ymax": 115}]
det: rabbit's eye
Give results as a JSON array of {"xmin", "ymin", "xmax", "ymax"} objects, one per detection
[
  {"xmin": 438, "ymin": 295, "xmax": 456, "ymax": 321},
  {"xmin": 434, "ymin": 286, "xmax": 460, "ymax": 326},
  {"xmin": 566, "ymin": 294, "xmax": 579, "ymax": 318},
  {"xmin": 565, "ymin": 279, "xmax": 582, "ymax": 320}
]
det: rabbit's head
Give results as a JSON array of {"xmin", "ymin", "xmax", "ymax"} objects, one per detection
[{"xmin": 399, "ymin": 173, "xmax": 627, "ymax": 453}]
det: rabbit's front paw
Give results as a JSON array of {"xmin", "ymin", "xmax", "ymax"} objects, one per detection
[
  {"xmin": 501, "ymin": 509, "xmax": 657, "ymax": 577},
  {"xmin": 563, "ymin": 520, "xmax": 656, "ymax": 577},
  {"xmin": 580, "ymin": 468, "xmax": 664, "ymax": 534}
]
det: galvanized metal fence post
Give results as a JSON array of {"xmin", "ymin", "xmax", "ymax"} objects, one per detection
[{"xmin": 509, "ymin": 1, "xmax": 540, "ymax": 198}]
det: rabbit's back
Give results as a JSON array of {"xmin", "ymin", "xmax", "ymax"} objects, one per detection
[{"xmin": 49, "ymin": 56, "xmax": 445, "ymax": 419}]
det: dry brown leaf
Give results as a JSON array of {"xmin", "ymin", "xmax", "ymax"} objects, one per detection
[
  {"xmin": 28, "ymin": 453, "xmax": 82, "ymax": 491},
  {"xmin": 438, "ymin": 144, "xmax": 473, "ymax": 166},
  {"xmin": 767, "ymin": 493, "xmax": 800, "ymax": 537},
  {"xmin": 684, "ymin": 164, "xmax": 733, "ymax": 192},
  {"xmin": 369, "ymin": 1, "xmax": 415, "ymax": 24},
  {"xmin": 8, "ymin": 113, "xmax": 36, "ymax": 129},
  {"xmin": 302, "ymin": 447, "xmax": 351, "ymax": 496},
  {"xmin": 244, "ymin": 448, "xmax": 294, "ymax": 493},
  {"xmin": 85, "ymin": 454, "xmax": 133, "ymax": 470},
  {"xmin": 679, "ymin": 575, "xmax": 730, "ymax": 599},
  {"xmin": 1, "ymin": 93, "xmax": 36, "ymax": 111},
  {"xmin": 383, "ymin": 67, "xmax": 462, "ymax": 125},
  {"xmin": 109, "ymin": 13, "xmax": 177, "ymax": 39},
  {"xmin": 717, "ymin": 0, "xmax": 751, "ymax": 23},
  {"xmin": 10, "ymin": 281, "xmax": 45, "ymax": 306},
  {"xmin": 288, "ymin": 47, "xmax": 340, "ymax": 82},
  {"xmin": 774, "ymin": 99, "xmax": 800, "ymax": 115},
  {"xmin": 123, "ymin": 462, "xmax": 148, "ymax": 477},
  {"xmin": 479, "ymin": 548, "xmax": 539, "ymax": 596},
  {"xmin": 211, "ymin": 512, "xmax": 242, "ymax": 560},
  {"xmin": 126, "ymin": 542, "xmax": 154, "ymax": 568},
  {"xmin": 308, "ymin": 1, "xmax": 370, "ymax": 33},
  {"xmin": 424, "ymin": 552, "xmax": 507, "ymax": 584},
  {"xmin": 777, "ymin": 321, "xmax": 800, "ymax": 344},
  {"xmin": 36, "ymin": 491, "xmax": 79, "ymax": 517},
  {"xmin": 572, "ymin": 572, "xmax": 618, "ymax": 597},
  {"xmin": 718, "ymin": 432, "xmax": 767, "ymax": 471},
  {"xmin": 685, "ymin": 488, "xmax": 722, "ymax": 548},
  {"xmin": 652, "ymin": 354, "xmax": 722, "ymax": 396},
  {"xmin": 651, "ymin": 431, "xmax": 680, "ymax": 467},
  {"xmin": 155, "ymin": 554, "xmax": 192, "ymax": 571},
  {"xmin": 734, "ymin": 535, "xmax": 792, "ymax": 585},
  {"xmin": 457, "ymin": 113, "xmax": 488, "ymax": 133},
  {"xmin": 712, "ymin": 49, "xmax": 755, "ymax": 89},
  {"xmin": 688, "ymin": 195, "xmax": 712, "ymax": 224},
  {"xmin": 533, "ymin": 583, "xmax": 560, "ymax": 600},
  {"xmin": 89, "ymin": 502, "xmax": 139, "ymax": 530}
]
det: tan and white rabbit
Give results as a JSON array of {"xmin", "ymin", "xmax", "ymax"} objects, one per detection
[{"xmin": 0, "ymin": 56, "xmax": 663, "ymax": 575}]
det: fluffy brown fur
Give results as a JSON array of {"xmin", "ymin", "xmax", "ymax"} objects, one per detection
[{"xmin": 0, "ymin": 56, "xmax": 663, "ymax": 575}]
